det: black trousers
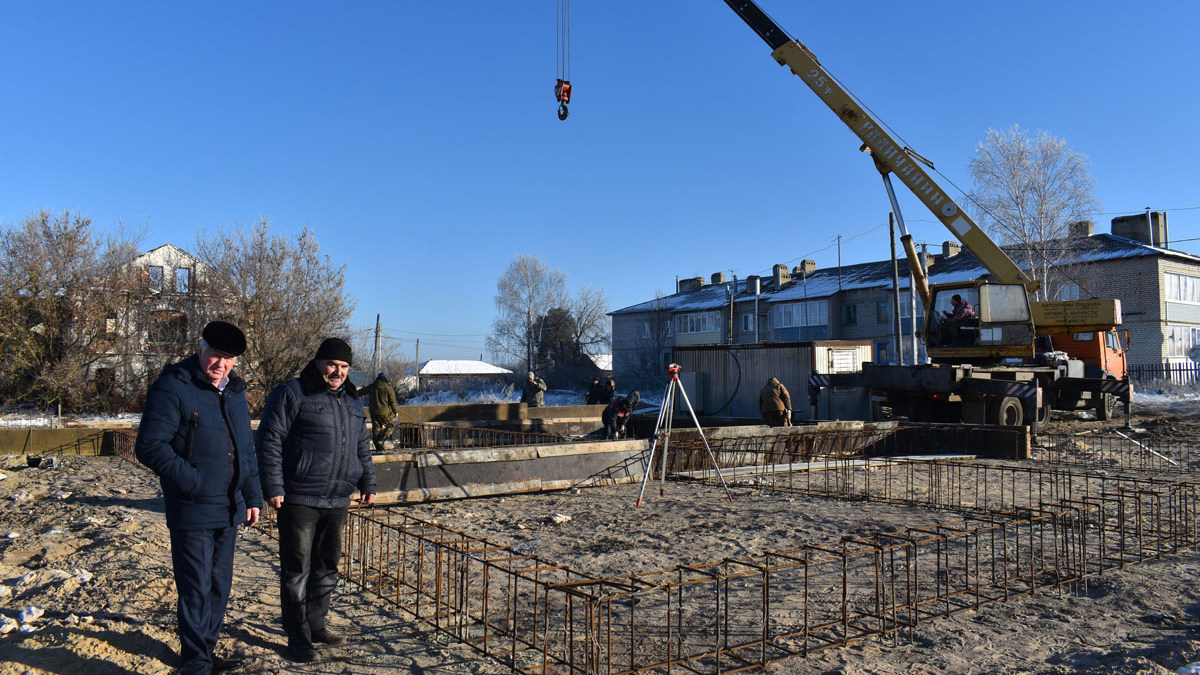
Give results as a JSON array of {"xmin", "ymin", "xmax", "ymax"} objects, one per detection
[
  {"xmin": 170, "ymin": 525, "xmax": 237, "ymax": 675},
  {"xmin": 277, "ymin": 503, "xmax": 347, "ymax": 649}
]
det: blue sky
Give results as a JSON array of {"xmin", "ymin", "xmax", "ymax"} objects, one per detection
[{"xmin": 3, "ymin": 1, "xmax": 1197, "ymax": 362}]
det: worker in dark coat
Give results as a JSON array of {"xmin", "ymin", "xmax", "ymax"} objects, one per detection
[
  {"xmin": 758, "ymin": 377, "xmax": 792, "ymax": 427},
  {"xmin": 256, "ymin": 337, "xmax": 377, "ymax": 663},
  {"xmin": 135, "ymin": 321, "xmax": 262, "ymax": 675},
  {"xmin": 521, "ymin": 372, "xmax": 547, "ymax": 407},
  {"xmin": 366, "ymin": 372, "xmax": 399, "ymax": 451},
  {"xmin": 596, "ymin": 378, "xmax": 616, "ymax": 405},
  {"xmin": 585, "ymin": 377, "xmax": 602, "ymax": 405},
  {"xmin": 601, "ymin": 396, "xmax": 633, "ymax": 439}
]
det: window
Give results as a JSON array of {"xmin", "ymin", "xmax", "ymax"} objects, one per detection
[
  {"xmin": 875, "ymin": 300, "xmax": 890, "ymax": 324},
  {"xmin": 741, "ymin": 313, "xmax": 755, "ymax": 333},
  {"xmin": 175, "ymin": 268, "xmax": 190, "ymax": 293},
  {"xmin": 1167, "ymin": 324, "xmax": 1200, "ymax": 357},
  {"xmin": 775, "ymin": 300, "xmax": 828, "ymax": 328},
  {"xmin": 105, "ymin": 315, "xmax": 117, "ymax": 335},
  {"xmin": 843, "ymin": 304, "xmax": 857, "ymax": 326},
  {"xmin": 675, "ymin": 311, "xmax": 719, "ymax": 334},
  {"xmin": 150, "ymin": 310, "xmax": 188, "ymax": 345},
  {"xmin": 148, "ymin": 265, "xmax": 163, "ymax": 293},
  {"xmin": 1166, "ymin": 273, "xmax": 1200, "ymax": 304},
  {"xmin": 639, "ymin": 321, "xmax": 650, "ymax": 338},
  {"xmin": 1055, "ymin": 283, "xmax": 1080, "ymax": 301}
]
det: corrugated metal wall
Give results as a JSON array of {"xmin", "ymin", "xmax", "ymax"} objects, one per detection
[{"xmin": 673, "ymin": 342, "xmax": 871, "ymax": 421}]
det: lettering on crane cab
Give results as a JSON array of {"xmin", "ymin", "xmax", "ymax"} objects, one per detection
[{"xmin": 858, "ymin": 120, "xmax": 951, "ymax": 217}]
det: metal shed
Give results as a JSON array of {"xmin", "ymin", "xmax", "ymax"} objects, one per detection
[{"xmin": 671, "ymin": 341, "xmax": 873, "ymax": 422}]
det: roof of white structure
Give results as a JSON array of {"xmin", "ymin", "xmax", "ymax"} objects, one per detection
[{"xmin": 411, "ymin": 359, "xmax": 512, "ymax": 376}]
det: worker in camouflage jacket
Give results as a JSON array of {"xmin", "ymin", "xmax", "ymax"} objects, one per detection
[{"xmin": 365, "ymin": 372, "xmax": 399, "ymax": 451}]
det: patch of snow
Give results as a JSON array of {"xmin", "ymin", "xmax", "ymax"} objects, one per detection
[
  {"xmin": 18, "ymin": 605, "xmax": 44, "ymax": 623},
  {"xmin": 0, "ymin": 616, "xmax": 16, "ymax": 634}
]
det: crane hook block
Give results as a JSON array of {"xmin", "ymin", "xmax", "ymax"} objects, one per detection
[
  {"xmin": 555, "ymin": 79, "xmax": 572, "ymax": 104},
  {"xmin": 557, "ymin": 101, "xmax": 570, "ymax": 121}
]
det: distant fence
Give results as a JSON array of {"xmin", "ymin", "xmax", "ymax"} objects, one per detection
[{"xmin": 1129, "ymin": 362, "xmax": 1200, "ymax": 386}]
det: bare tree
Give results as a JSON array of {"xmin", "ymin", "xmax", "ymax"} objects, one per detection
[
  {"xmin": 968, "ymin": 125, "xmax": 1100, "ymax": 300},
  {"xmin": 487, "ymin": 255, "xmax": 568, "ymax": 374},
  {"xmin": 569, "ymin": 284, "xmax": 611, "ymax": 357},
  {"xmin": 0, "ymin": 211, "xmax": 142, "ymax": 411},
  {"xmin": 194, "ymin": 221, "xmax": 354, "ymax": 408}
]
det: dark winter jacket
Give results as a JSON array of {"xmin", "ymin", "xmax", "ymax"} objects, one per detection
[
  {"xmin": 758, "ymin": 378, "xmax": 792, "ymax": 414},
  {"xmin": 135, "ymin": 356, "xmax": 263, "ymax": 530},
  {"xmin": 366, "ymin": 375, "xmax": 399, "ymax": 420},
  {"xmin": 256, "ymin": 361, "xmax": 378, "ymax": 509}
]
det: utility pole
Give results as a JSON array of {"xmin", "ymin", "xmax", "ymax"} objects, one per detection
[
  {"xmin": 415, "ymin": 339, "xmax": 421, "ymax": 392},
  {"xmin": 372, "ymin": 314, "xmax": 382, "ymax": 376},
  {"xmin": 889, "ymin": 214, "xmax": 903, "ymax": 366}
]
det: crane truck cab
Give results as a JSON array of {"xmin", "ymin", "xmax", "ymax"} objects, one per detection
[{"xmin": 924, "ymin": 282, "xmax": 1036, "ymax": 363}]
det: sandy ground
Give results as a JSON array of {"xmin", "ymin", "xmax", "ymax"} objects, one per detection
[{"xmin": 3, "ymin": 398, "xmax": 1200, "ymax": 674}]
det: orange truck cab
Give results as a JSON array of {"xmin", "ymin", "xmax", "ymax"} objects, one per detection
[{"xmin": 1048, "ymin": 329, "xmax": 1128, "ymax": 380}]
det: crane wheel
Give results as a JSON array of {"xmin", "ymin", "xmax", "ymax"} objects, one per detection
[{"xmin": 991, "ymin": 396, "xmax": 1024, "ymax": 427}]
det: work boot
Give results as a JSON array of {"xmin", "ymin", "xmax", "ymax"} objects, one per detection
[
  {"xmin": 311, "ymin": 628, "xmax": 345, "ymax": 646},
  {"xmin": 285, "ymin": 642, "xmax": 318, "ymax": 663},
  {"xmin": 382, "ymin": 440, "xmax": 395, "ymax": 451}
]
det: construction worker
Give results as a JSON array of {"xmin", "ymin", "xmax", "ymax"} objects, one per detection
[
  {"xmin": 758, "ymin": 377, "xmax": 792, "ymax": 427},
  {"xmin": 367, "ymin": 372, "xmax": 399, "ymax": 451},
  {"xmin": 521, "ymin": 372, "xmax": 548, "ymax": 407}
]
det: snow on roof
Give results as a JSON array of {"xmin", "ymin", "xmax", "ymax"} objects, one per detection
[
  {"xmin": 612, "ymin": 234, "xmax": 1200, "ymax": 314},
  {"xmin": 588, "ymin": 353, "xmax": 612, "ymax": 371},
  {"xmin": 411, "ymin": 359, "xmax": 513, "ymax": 376}
]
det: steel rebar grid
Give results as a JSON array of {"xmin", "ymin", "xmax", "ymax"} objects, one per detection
[
  {"xmin": 392, "ymin": 422, "xmax": 577, "ymax": 449},
  {"xmin": 1035, "ymin": 431, "xmax": 1200, "ymax": 474},
  {"xmin": 331, "ymin": 473, "xmax": 1200, "ymax": 675}
]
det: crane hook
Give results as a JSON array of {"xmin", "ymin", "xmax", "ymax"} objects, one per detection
[{"xmin": 555, "ymin": 78, "xmax": 572, "ymax": 121}]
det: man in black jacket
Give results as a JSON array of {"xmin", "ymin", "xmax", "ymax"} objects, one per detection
[
  {"xmin": 135, "ymin": 321, "xmax": 262, "ymax": 674},
  {"xmin": 256, "ymin": 337, "xmax": 377, "ymax": 663}
]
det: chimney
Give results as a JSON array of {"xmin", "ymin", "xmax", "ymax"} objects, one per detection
[
  {"xmin": 678, "ymin": 276, "xmax": 706, "ymax": 292},
  {"xmin": 793, "ymin": 259, "xmax": 817, "ymax": 277},
  {"xmin": 772, "ymin": 263, "xmax": 791, "ymax": 288},
  {"xmin": 1111, "ymin": 212, "xmax": 1168, "ymax": 246},
  {"xmin": 711, "ymin": 272, "xmax": 726, "ymax": 285},
  {"xmin": 1068, "ymin": 220, "xmax": 1094, "ymax": 238},
  {"xmin": 746, "ymin": 275, "xmax": 761, "ymax": 295},
  {"xmin": 941, "ymin": 241, "xmax": 960, "ymax": 258}
]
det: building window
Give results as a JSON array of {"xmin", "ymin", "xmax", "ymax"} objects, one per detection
[
  {"xmin": 1167, "ymin": 324, "xmax": 1200, "ymax": 358},
  {"xmin": 148, "ymin": 265, "xmax": 163, "ymax": 293},
  {"xmin": 775, "ymin": 300, "xmax": 828, "ymax": 328},
  {"xmin": 150, "ymin": 310, "xmax": 188, "ymax": 345},
  {"xmin": 639, "ymin": 321, "xmax": 650, "ymax": 338},
  {"xmin": 843, "ymin": 304, "xmax": 857, "ymax": 326},
  {"xmin": 675, "ymin": 311, "xmax": 719, "ymax": 335},
  {"xmin": 741, "ymin": 314, "xmax": 755, "ymax": 333},
  {"xmin": 1166, "ymin": 273, "xmax": 1200, "ymax": 304},
  {"xmin": 175, "ymin": 268, "xmax": 190, "ymax": 293},
  {"xmin": 876, "ymin": 300, "xmax": 891, "ymax": 324},
  {"xmin": 1055, "ymin": 283, "xmax": 1081, "ymax": 301},
  {"xmin": 875, "ymin": 340, "xmax": 890, "ymax": 364},
  {"xmin": 105, "ymin": 315, "xmax": 117, "ymax": 335}
]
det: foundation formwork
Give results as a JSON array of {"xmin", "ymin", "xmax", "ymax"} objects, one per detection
[{"xmin": 338, "ymin": 441, "xmax": 1200, "ymax": 674}]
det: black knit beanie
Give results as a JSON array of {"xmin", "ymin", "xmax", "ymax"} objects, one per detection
[{"xmin": 314, "ymin": 337, "xmax": 353, "ymax": 365}]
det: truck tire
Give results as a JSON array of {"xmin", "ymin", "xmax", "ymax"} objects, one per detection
[
  {"xmin": 1036, "ymin": 402, "xmax": 1052, "ymax": 426},
  {"xmin": 991, "ymin": 396, "xmax": 1024, "ymax": 427},
  {"xmin": 1096, "ymin": 393, "xmax": 1114, "ymax": 421}
]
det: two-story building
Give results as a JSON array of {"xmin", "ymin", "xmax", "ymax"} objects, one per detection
[{"xmin": 611, "ymin": 213, "xmax": 1200, "ymax": 387}]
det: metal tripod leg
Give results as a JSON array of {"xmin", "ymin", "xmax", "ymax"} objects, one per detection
[
  {"xmin": 636, "ymin": 379, "xmax": 675, "ymax": 507},
  {"xmin": 674, "ymin": 380, "xmax": 734, "ymax": 501}
]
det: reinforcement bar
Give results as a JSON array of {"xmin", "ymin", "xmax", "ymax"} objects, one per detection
[{"xmin": 339, "ymin": 463, "xmax": 1200, "ymax": 674}]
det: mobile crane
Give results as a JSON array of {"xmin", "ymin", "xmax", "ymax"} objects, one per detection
[{"xmin": 720, "ymin": 1, "xmax": 1132, "ymax": 428}]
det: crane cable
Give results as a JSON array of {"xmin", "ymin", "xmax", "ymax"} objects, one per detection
[{"xmin": 555, "ymin": 0, "xmax": 572, "ymax": 120}]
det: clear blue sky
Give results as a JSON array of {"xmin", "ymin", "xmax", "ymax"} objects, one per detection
[{"xmin": 3, "ymin": 1, "xmax": 1197, "ymax": 362}]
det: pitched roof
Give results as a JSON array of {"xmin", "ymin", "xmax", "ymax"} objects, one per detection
[
  {"xmin": 611, "ymin": 235, "xmax": 1200, "ymax": 315},
  {"xmin": 409, "ymin": 359, "xmax": 513, "ymax": 376}
]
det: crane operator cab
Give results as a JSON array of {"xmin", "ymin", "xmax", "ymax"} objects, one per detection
[{"xmin": 925, "ymin": 282, "xmax": 1035, "ymax": 362}]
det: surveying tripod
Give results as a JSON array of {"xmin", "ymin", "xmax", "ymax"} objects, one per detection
[{"xmin": 636, "ymin": 364, "xmax": 733, "ymax": 507}]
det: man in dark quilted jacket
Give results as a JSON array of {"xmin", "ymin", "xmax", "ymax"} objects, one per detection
[
  {"xmin": 256, "ymin": 337, "xmax": 377, "ymax": 663},
  {"xmin": 135, "ymin": 321, "xmax": 262, "ymax": 674}
]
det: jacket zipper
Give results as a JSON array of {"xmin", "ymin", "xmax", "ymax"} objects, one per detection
[{"xmin": 186, "ymin": 412, "xmax": 199, "ymax": 462}]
